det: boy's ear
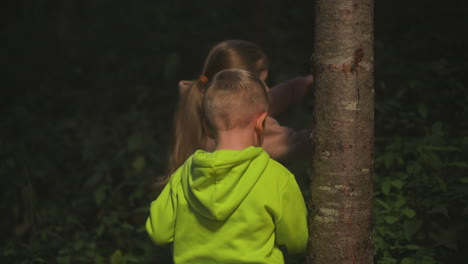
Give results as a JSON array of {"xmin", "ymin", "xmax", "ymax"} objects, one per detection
[{"xmin": 255, "ymin": 112, "xmax": 268, "ymax": 135}]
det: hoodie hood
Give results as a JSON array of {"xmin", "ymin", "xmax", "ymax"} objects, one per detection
[{"xmin": 181, "ymin": 146, "xmax": 269, "ymax": 221}]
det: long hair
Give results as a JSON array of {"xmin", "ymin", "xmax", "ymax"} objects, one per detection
[{"xmin": 156, "ymin": 40, "xmax": 268, "ymax": 190}]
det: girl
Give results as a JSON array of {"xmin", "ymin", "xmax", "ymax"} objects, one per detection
[{"xmin": 163, "ymin": 40, "xmax": 313, "ymax": 186}]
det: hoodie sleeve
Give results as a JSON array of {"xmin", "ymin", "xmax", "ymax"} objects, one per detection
[
  {"xmin": 275, "ymin": 173, "xmax": 309, "ymax": 254},
  {"xmin": 146, "ymin": 182, "xmax": 178, "ymax": 245}
]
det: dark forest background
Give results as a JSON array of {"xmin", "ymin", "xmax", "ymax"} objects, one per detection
[{"xmin": 2, "ymin": 0, "xmax": 468, "ymax": 263}]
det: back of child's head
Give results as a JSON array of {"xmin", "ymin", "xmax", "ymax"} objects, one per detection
[
  {"xmin": 203, "ymin": 69, "xmax": 268, "ymax": 134},
  {"xmin": 202, "ymin": 40, "xmax": 268, "ymax": 79},
  {"xmin": 158, "ymin": 40, "xmax": 269, "ymax": 190}
]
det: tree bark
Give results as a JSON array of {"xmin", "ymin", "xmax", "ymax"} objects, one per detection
[{"xmin": 309, "ymin": 0, "xmax": 374, "ymax": 263}]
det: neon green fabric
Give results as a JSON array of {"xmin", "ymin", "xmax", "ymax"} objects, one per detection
[{"xmin": 146, "ymin": 146, "xmax": 308, "ymax": 264}]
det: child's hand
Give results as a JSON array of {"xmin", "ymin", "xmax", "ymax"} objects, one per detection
[
  {"xmin": 302, "ymin": 74, "xmax": 314, "ymax": 90},
  {"xmin": 178, "ymin": 80, "xmax": 193, "ymax": 96},
  {"xmin": 268, "ymin": 75, "xmax": 314, "ymax": 116}
]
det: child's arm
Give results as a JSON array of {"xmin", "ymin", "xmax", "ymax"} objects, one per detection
[
  {"xmin": 268, "ymin": 75, "xmax": 314, "ymax": 117},
  {"xmin": 262, "ymin": 117, "xmax": 312, "ymax": 161},
  {"xmin": 275, "ymin": 173, "xmax": 309, "ymax": 253},
  {"xmin": 146, "ymin": 183, "xmax": 177, "ymax": 245}
]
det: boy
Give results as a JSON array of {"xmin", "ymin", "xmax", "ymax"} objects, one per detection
[{"xmin": 146, "ymin": 69, "xmax": 308, "ymax": 263}]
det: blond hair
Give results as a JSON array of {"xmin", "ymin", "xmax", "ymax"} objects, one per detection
[
  {"xmin": 204, "ymin": 69, "xmax": 268, "ymax": 133},
  {"xmin": 154, "ymin": 40, "xmax": 268, "ymax": 190}
]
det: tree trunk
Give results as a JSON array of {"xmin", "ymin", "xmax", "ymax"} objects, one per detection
[{"xmin": 309, "ymin": 0, "xmax": 374, "ymax": 263}]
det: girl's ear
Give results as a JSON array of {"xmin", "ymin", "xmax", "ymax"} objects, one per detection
[{"xmin": 255, "ymin": 112, "xmax": 268, "ymax": 135}]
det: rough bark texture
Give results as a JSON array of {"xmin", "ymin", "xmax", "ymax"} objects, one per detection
[{"xmin": 309, "ymin": 0, "xmax": 374, "ymax": 263}]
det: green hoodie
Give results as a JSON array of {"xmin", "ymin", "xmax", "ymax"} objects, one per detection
[{"xmin": 146, "ymin": 146, "xmax": 308, "ymax": 264}]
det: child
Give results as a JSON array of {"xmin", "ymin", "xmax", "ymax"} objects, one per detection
[
  {"xmin": 164, "ymin": 40, "xmax": 313, "ymax": 185},
  {"xmin": 147, "ymin": 69, "xmax": 309, "ymax": 263}
]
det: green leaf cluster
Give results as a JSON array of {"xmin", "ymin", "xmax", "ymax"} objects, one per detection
[{"xmin": 373, "ymin": 55, "xmax": 468, "ymax": 264}]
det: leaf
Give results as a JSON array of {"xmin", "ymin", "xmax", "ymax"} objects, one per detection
[
  {"xmin": 435, "ymin": 176, "xmax": 447, "ymax": 192},
  {"xmin": 73, "ymin": 240, "xmax": 84, "ymax": 251},
  {"xmin": 447, "ymin": 161, "xmax": 468, "ymax": 168},
  {"xmin": 381, "ymin": 181, "xmax": 391, "ymax": 196},
  {"xmin": 430, "ymin": 228, "xmax": 458, "ymax": 250},
  {"xmin": 403, "ymin": 219, "xmax": 422, "ymax": 240},
  {"xmin": 132, "ymin": 156, "xmax": 146, "ymax": 171},
  {"xmin": 94, "ymin": 186, "xmax": 107, "ymax": 206},
  {"xmin": 427, "ymin": 146, "xmax": 459, "ymax": 152},
  {"xmin": 127, "ymin": 134, "xmax": 142, "ymax": 152},
  {"xmin": 384, "ymin": 216, "xmax": 399, "ymax": 224},
  {"xmin": 417, "ymin": 104, "xmax": 428, "ymax": 119},
  {"xmin": 404, "ymin": 244, "xmax": 422, "ymax": 250},
  {"xmin": 110, "ymin": 250, "xmax": 123, "ymax": 264},
  {"xmin": 429, "ymin": 206, "xmax": 448, "ymax": 217},
  {"xmin": 376, "ymin": 198, "xmax": 391, "ymax": 210},
  {"xmin": 393, "ymin": 195, "xmax": 407, "ymax": 209},
  {"xmin": 419, "ymin": 256, "xmax": 440, "ymax": 264},
  {"xmin": 396, "ymin": 156, "xmax": 404, "ymax": 166},
  {"xmin": 378, "ymin": 256, "xmax": 398, "ymax": 264},
  {"xmin": 402, "ymin": 207, "xmax": 416, "ymax": 218},
  {"xmin": 94, "ymin": 255, "xmax": 105, "ymax": 264},
  {"xmin": 406, "ymin": 162, "xmax": 421, "ymax": 175},
  {"xmin": 96, "ymin": 224, "xmax": 105, "ymax": 237},
  {"xmin": 401, "ymin": 257, "xmax": 417, "ymax": 264},
  {"xmin": 56, "ymin": 256, "xmax": 70, "ymax": 264},
  {"xmin": 383, "ymin": 154, "xmax": 393, "ymax": 169},
  {"xmin": 431, "ymin": 122, "xmax": 444, "ymax": 137},
  {"xmin": 120, "ymin": 222, "xmax": 134, "ymax": 231},
  {"xmin": 460, "ymin": 177, "xmax": 468, "ymax": 183},
  {"xmin": 391, "ymin": 179, "xmax": 404, "ymax": 189}
]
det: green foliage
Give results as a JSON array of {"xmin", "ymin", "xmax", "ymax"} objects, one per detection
[
  {"xmin": 0, "ymin": 85, "xmax": 171, "ymax": 263},
  {"xmin": 373, "ymin": 50, "xmax": 468, "ymax": 263},
  {"xmin": 372, "ymin": 1, "xmax": 468, "ymax": 261},
  {"xmin": 373, "ymin": 132, "xmax": 468, "ymax": 263}
]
